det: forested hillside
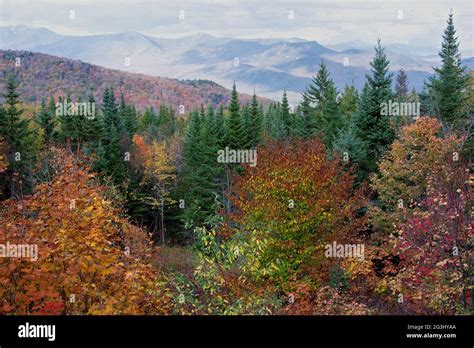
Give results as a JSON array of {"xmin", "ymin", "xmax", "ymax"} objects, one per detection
[
  {"xmin": 0, "ymin": 49, "xmax": 265, "ymax": 110},
  {"xmin": 0, "ymin": 13, "xmax": 472, "ymax": 316}
]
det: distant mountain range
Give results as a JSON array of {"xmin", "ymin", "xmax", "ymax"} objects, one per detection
[
  {"xmin": 0, "ymin": 49, "xmax": 265, "ymax": 110},
  {"xmin": 1, "ymin": 25, "xmax": 473, "ymax": 103}
]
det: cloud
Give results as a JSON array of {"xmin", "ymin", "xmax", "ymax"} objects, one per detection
[{"xmin": 0, "ymin": 0, "xmax": 472, "ymax": 53}]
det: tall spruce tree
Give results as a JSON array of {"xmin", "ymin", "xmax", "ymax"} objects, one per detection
[
  {"xmin": 296, "ymin": 91, "xmax": 317, "ymax": 139},
  {"xmin": 241, "ymin": 104, "xmax": 252, "ymax": 149},
  {"xmin": 280, "ymin": 90, "xmax": 292, "ymax": 136},
  {"xmin": 225, "ymin": 82, "xmax": 245, "ymax": 149},
  {"xmin": 84, "ymin": 92, "xmax": 101, "ymax": 149},
  {"xmin": 427, "ymin": 12, "xmax": 469, "ymax": 132},
  {"xmin": 35, "ymin": 97, "xmax": 56, "ymax": 144},
  {"xmin": 306, "ymin": 61, "xmax": 342, "ymax": 148},
  {"xmin": 339, "ymin": 84, "xmax": 358, "ymax": 126},
  {"xmin": 354, "ymin": 40, "xmax": 395, "ymax": 174},
  {"xmin": 0, "ymin": 74, "xmax": 33, "ymax": 197},
  {"xmin": 120, "ymin": 93, "xmax": 138, "ymax": 138},
  {"xmin": 248, "ymin": 93, "xmax": 262, "ymax": 147},
  {"xmin": 213, "ymin": 104, "xmax": 226, "ymax": 148},
  {"xmin": 97, "ymin": 87, "xmax": 127, "ymax": 184},
  {"xmin": 395, "ymin": 68, "xmax": 409, "ymax": 101}
]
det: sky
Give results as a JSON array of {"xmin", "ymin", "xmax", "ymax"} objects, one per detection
[{"xmin": 0, "ymin": 0, "xmax": 473, "ymax": 53}]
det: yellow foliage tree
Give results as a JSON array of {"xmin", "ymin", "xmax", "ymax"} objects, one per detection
[{"xmin": 132, "ymin": 134, "xmax": 176, "ymax": 244}]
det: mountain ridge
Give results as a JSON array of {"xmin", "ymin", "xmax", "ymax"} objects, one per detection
[
  {"xmin": 0, "ymin": 49, "xmax": 268, "ymax": 110},
  {"xmin": 1, "ymin": 25, "xmax": 473, "ymax": 103}
]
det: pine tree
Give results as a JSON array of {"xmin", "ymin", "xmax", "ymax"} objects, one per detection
[
  {"xmin": 395, "ymin": 68, "xmax": 409, "ymax": 101},
  {"xmin": 339, "ymin": 84, "xmax": 359, "ymax": 122},
  {"xmin": 58, "ymin": 94, "xmax": 75, "ymax": 144},
  {"xmin": 213, "ymin": 105, "xmax": 226, "ymax": 148},
  {"xmin": 72, "ymin": 95, "xmax": 87, "ymax": 148},
  {"xmin": 295, "ymin": 91, "xmax": 317, "ymax": 139},
  {"xmin": 101, "ymin": 87, "xmax": 122, "ymax": 132},
  {"xmin": 119, "ymin": 92, "xmax": 138, "ymax": 138},
  {"xmin": 427, "ymin": 12, "xmax": 469, "ymax": 132},
  {"xmin": 157, "ymin": 104, "xmax": 175, "ymax": 138},
  {"xmin": 84, "ymin": 92, "xmax": 101, "ymax": 148},
  {"xmin": 0, "ymin": 74, "xmax": 33, "ymax": 197},
  {"xmin": 139, "ymin": 106, "xmax": 157, "ymax": 131},
  {"xmin": 35, "ymin": 97, "xmax": 56, "ymax": 144},
  {"xmin": 241, "ymin": 104, "xmax": 252, "ymax": 149},
  {"xmin": 306, "ymin": 61, "xmax": 342, "ymax": 148},
  {"xmin": 271, "ymin": 106, "xmax": 287, "ymax": 140},
  {"xmin": 244, "ymin": 93, "xmax": 263, "ymax": 147},
  {"xmin": 181, "ymin": 107, "xmax": 220, "ymax": 227},
  {"xmin": 280, "ymin": 90, "xmax": 292, "ymax": 136},
  {"xmin": 97, "ymin": 87, "xmax": 127, "ymax": 185},
  {"xmin": 225, "ymin": 82, "xmax": 245, "ymax": 149},
  {"xmin": 307, "ymin": 61, "xmax": 332, "ymax": 105},
  {"xmin": 354, "ymin": 40, "xmax": 395, "ymax": 174},
  {"xmin": 333, "ymin": 119, "xmax": 366, "ymax": 168},
  {"xmin": 263, "ymin": 103, "xmax": 276, "ymax": 139}
]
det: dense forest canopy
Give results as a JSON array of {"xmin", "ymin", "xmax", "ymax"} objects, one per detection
[{"xmin": 0, "ymin": 13, "xmax": 472, "ymax": 315}]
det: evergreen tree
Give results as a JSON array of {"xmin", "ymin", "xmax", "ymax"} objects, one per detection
[
  {"xmin": 58, "ymin": 94, "xmax": 75, "ymax": 144},
  {"xmin": 241, "ymin": 104, "xmax": 252, "ymax": 149},
  {"xmin": 333, "ymin": 120, "xmax": 366, "ymax": 169},
  {"xmin": 296, "ymin": 91, "xmax": 317, "ymax": 139},
  {"xmin": 0, "ymin": 74, "xmax": 33, "ymax": 197},
  {"xmin": 265, "ymin": 102, "xmax": 286, "ymax": 140},
  {"xmin": 97, "ymin": 87, "xmax": 127, "ymax": 185},
  {"xmin": 246, "ymin": 93, "xmax": 263, "ymax": 147},
  {"xmin": 213, "ymin": 105, "xmax": 226, "ymax": 148},
  {"xmin": 427, "ymin": 12, "xmax": 469, "ymax": 131},
  {"xmin": 225, "ymin": 82, "xmax": 245, "ymax": 149},
  {"xmin": 263, "ymin": 103, "xmax": 277, "ymax": 139},
  {"xmin": 280, "ymin": 90, "xmax": 292, "ymax": 136},
  {"xmin": 119, "ymin": 93, "xmax": 138, "ymax": 138},
  {"xmin": 72, "ymin": 95, "xmax": 88, "ymax": 148},
  {"xmin": 395, "ymin": 68, "xmax": 409, "ymax": 101},
  {"xmin": 354, "ymin": 40, "xmax": 395, "ymax": 175},
  {"xmin": 35, "ymin": 97, "xmax": 56, "ymax": 144},
  {"xmin": 339, "ymin": 84, "xmax": 359, "ymax": 122},
  {"xmin": 157, "ymin": 104, "xmax": 175, "ymax": 138},
  {"xmin": 306, "ymin": 61, "xmax": 342, "ymax": 148},
  {"xmin": 180, "ymin": 107, "xmax": 222, "ymax": 228},
  {"xmin": 139, "ymin": 106, "xmax": 157, "ymax": 131},
  {"xmin": 84, "ymin": 92, "xmax": 101, "ymax": 147}
]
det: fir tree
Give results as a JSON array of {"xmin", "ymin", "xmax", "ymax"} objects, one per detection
[
  {"xmin": 339, "ymin": 84, "xmax": 359, "ymax": 122},
  {"xmin": 354, "ymin": 40, "xmax": 395, "ymax": 174},
  {"xmin": 306, "ymin": 61, "xmax": 342, "ymax": 148},
  {"xmin": 213, "ymin": 105, "xmax": 226, "ymax": 148},
  {"xmin": 139, "ymin": 106, "xmax": 157, "ymax": 131},
  {"xmin": 0, "ymin": 74, "xmax": 33, "ymax": 197},
  {"xmin": 247, "ymin": 93, "xmax": 263, "ymax": 147},
  {"xmin": 97, "ymin": 87, "xmax": 126, "ymax": 185},
  {"xmin": 225, "ymin": 82, "xmax": 245, "ymax": 149},
  {"xmin": 395, "ymin": 68, "xmax": 409, "ymax": 101},
  {"xmin": 84, "ymin": 92, "xmax": 101, "ymax": 148},
  {"xmin": 280, "ymin": 90, "xmax": 292, "ymax": 136},
  {"xmin": 35, "ymin": 97, "xmax": 56, "ymax": 144},
  {"xmin": 296, "ymin": 91, "xmax": 317, "ymax": 139},
  {"xmin": 427, "ymin": 12, "xmax": 469, "ymax": 131}
]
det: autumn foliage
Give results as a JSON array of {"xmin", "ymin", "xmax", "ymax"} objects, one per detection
[
  {"xmin": 0, "ymin": 148, "xmax": 171, "ymax": 314},
  {"xmin": 364, "ymin": 117, "xmax": 473, "ymax": 314},
  {"xmin": 227, "ymin": 139, "xmax": 367, "ymax": 285}
]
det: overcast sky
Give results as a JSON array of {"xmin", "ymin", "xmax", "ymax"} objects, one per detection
[{"xmin": 1, "ymin": 0, "xmax": 472, "ymax": 52}]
